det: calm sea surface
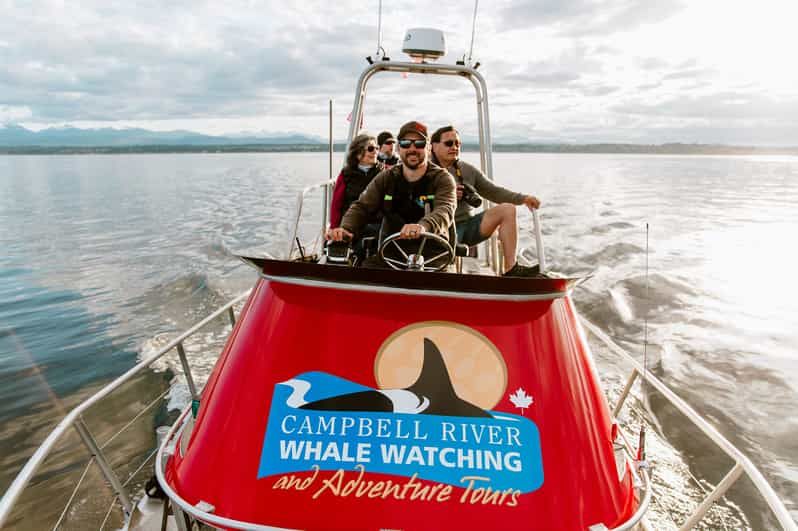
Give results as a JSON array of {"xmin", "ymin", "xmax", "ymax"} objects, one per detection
[{"xmin": 1, "ymin": 152, "xmax": 796, "ymax": 528}]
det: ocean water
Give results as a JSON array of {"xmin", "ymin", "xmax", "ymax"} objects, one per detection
[{"xmin": 0, "ymin": 152, "xmax": 796, "ymax": 529}]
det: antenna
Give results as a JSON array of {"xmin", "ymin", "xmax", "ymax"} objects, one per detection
[
  {"xmin": 637, "ymin": 223, "xmax": 650, "ymax": 465},
  {"xmin": 376, "ymin": 0, "xmax": 384, "ymax": 57},
  {"xmin": 467, "ymin": 0, "xmax": 479, "ymax": 66},
  {"xmin": 643, "ymin": 223, "xmax": 649, "ymax": 387},
  {"xmin": 326, "ymin": 99, "xmax": 333, "ymax": 231}
]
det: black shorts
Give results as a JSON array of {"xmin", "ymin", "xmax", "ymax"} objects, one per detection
[{"xmin": 455, "ymin": 212, "xmax": 488, "ymax": 246}]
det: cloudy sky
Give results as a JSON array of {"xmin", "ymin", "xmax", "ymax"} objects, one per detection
[{"xmin": 2, "ymin": 0, "xmax": 797, "ymax": 144}]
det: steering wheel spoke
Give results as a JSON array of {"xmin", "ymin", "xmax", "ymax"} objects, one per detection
[
  {"xmin": 417, "ymin": 236, "xmax": 427, "ymax": 255},
  {"xmin": 426, "ymin": 250, "xmax": 451, "ymax": 264},
  {"xmin": 383, "ymin": 256, "xmax": 408, "ymax": 269},
  {"xmin": 390, "ymin": 239, "xmax": 410, "ymax": 260},
  {"xmin": 379, "ymin": 231, "xmax": 454, "ymax": 272}
]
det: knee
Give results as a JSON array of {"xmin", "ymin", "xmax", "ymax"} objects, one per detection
[{"xmin": 496, "ymin": 203, "xmax": 516, "ymax": 223}]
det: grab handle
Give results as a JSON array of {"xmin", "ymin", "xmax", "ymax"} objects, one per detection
[{"xmin": 532, "ymin": 209, "xmax": 546, "ymax": 274}]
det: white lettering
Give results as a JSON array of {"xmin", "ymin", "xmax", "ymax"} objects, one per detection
[
  {"xmin": 377, "ymin": 418, "xmax": 390, "ymax": 438},
  {"xmin": 279, "ymin": 439, "xmax": 304, "ymax": 460},
  {"xmin": 280, "ymin": 415, "xmax": 297, "ymax": 434},
  {"xmin": 441, "ymin": 422, "xmax": 455, "ymax": 441},
  {"xmin": 358, "ymin": 417, "xmax": 373, "ymax": 437},
  {"xmin": 356, "ymin": 442, "xmax": 371, "ymax": 462},
  {"xmin": 297, "ymin": 416, "xmax": 313, "ymax": 435},
  {"xmin": 340, "ymin": 416, "xmax": 355, "ymax": 436},
  {"xmin": 488, "ymin": 425, "xmax": 501, "ymax": 445},
  {"xmin": 380, "ymin": 444, "xmax": 406, "ymax": 463},
  {"xmin": 317, "ymin": 416, "xmax": 335, "ymax": 435}
]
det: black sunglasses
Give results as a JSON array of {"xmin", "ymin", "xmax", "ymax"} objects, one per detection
[
  {"xmin": 365, "ymin": 145, "xmax": 377, "ymax": 152},
  {"xmin": 398, "ymin": 139, "xmax": 427, "ymax": 149},
  {"xmin": 442, "ymin": 139, "xmax": 461, "ymax": 147},
  {"xmin": 383, "ymin": 139, "xmax": 395, "ymax": 145}
]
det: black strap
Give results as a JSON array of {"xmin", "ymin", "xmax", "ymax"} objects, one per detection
[
  {"xmin": 145, "ymin": 475, "xmax": 167, "ymax": 500},
  {"xmin": 382, "ymin": 168, "xmax": 434, "ymax": 220}
]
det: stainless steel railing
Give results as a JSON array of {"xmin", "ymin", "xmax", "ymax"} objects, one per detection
[
  {"xmin": 0, "ymin": 290, "xmax": 251, "ymax": 529},
  {"xmin": 579, "ymin": 314, "xmax": 797, "ymax": 531},
  {"xmin": 287, "ymin": 179, "xmax": 335, "ymax": 260},
  {"xmin": 287, "ymin": 179, "xmax": 549, "ymax": 278}
]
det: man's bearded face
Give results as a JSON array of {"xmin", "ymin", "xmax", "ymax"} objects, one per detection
[{"xmin": 399, "ymin": 134, "xmax": 427, "ymax": 170}]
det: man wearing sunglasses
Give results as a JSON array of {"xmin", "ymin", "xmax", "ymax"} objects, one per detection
[
  {"xmin": 327, "ymin": 121, "xmax": 456, "ymax": 255},
  {"xmin": 376, "ymin": 131, "xmax": 399, "ymax": 169},
  {"xmin": 431, "ymin": 125, "xmax": 542, "ymax": 277}
]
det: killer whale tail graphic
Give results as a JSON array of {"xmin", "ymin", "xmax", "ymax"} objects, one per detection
[
  {"xmin": 408, "ymin": 338, "xmax": 491, "ymax": 417},
  {"xmin": 299, "ymin": 337, "xmax": 491, "ymax": 418}
]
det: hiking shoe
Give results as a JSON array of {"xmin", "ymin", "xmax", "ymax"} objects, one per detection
[{"xmin": 504, "ymin": 263, "xmax": 540, "ymax": 277}]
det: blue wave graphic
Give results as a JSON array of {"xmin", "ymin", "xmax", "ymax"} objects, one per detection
[{"xmin": 258, "ymin": 372, "xmax": 544, "ymax": 494}]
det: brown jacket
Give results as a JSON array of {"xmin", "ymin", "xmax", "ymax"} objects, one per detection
[{"xmin": 341, "ymin": 164, "xmax": 457, "ymax": 237}]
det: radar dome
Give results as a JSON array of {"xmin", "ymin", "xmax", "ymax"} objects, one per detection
[{"xmin": 402, "ymin": 28, "xmax": 446, "ymax": 62}]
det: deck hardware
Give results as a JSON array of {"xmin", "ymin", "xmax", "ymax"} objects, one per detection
[{"xmin": 195, "ymin": 500, "xmax": 215, "ymax": 513}]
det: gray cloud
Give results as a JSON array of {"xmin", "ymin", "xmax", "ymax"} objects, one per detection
[
  {"xmin": 638, "ymin": 57, "xmax": 670, "ymax": 70},
  {"xmin": 578, "ymin": 84, "xmax": 620, "ymax": 97},
  {"xmin": 507, "ymin": 70, "xmax": 581, "ymax": 86},
  {"xmin": 2, "ymin": 1, "xmax": 796, "ymax": 146},
  {"xmin": 662, "ymin": 68, "xmax": 715, "ymax": 81},
  {"xmin": 493, "ymin": 44, "xmax": 603, "ymax": 91},
  {"xmin": 0, "ymin": 3, "xmax": 370, "ymax": 122}
]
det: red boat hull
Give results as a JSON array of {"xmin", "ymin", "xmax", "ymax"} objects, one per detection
[{"xmin": 165, "ymin": 271, "xmax": 635, "ymax": 530}]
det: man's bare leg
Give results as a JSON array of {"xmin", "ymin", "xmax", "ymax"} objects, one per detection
[{"xmin": 479, "ymin": 203, "xmax": 518, "ymax": 273}]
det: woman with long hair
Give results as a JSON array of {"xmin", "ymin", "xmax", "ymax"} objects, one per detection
[{"xmin": 329, "ymin": 133, "xmax": 383, "ymax": 229}]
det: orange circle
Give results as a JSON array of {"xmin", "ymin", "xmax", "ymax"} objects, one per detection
[{"xmin": 374, "ymin": 321, "xmax": 507, "ymax": 410}]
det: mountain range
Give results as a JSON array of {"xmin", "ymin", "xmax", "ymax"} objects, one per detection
[
  {"xmin": 2, "ymin": 124, "xmax": 797, "ymax": 155},
  {"xmin": 0, "ymin": 124, "xmax": 325, "ymax": 147}
]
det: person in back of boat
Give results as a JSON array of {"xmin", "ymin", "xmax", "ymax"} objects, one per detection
[
  {"xmin": 376, "ymin": 130, "xmax": 399, "ymax": 169},
  {"xmin": 329, "ymin": 133, "xmax": 383, "ymax": 230},
  {"xmin": 327, "ymin": 121, "xmax": 456, "ymax": 265},
  {"xmin": 431, "ymin": 125, "xmax": 542, "ymax": 277}
]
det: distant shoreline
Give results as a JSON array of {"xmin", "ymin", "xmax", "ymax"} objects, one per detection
[{"xmin": 2, "ymin": 143, "xmax": 797, "ymax": 156}]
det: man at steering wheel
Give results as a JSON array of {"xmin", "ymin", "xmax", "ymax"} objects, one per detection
[{"xmin": 326, "ymin": 121, "xmax": 456, "ymax": 268}]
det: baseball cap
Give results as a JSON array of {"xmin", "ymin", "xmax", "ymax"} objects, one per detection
[
  {"xmin": 377, "ymin": 131, "xmax": 395, "ymax": 145},
  {"xmin": 397, "ymin": 121, "xmax": 429, "ymax": 140}
]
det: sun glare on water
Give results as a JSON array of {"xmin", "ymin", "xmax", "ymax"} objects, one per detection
[{"xmin": 694, "ymin": 221, "xmax": 798, "ymax": 333}]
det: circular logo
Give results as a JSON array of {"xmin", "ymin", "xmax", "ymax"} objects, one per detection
[{"xmin": 374, "ymin": 321, "xmax": 508, "ymax": 410}]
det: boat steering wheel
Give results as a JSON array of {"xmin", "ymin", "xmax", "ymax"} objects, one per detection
[{"xmin": 379, "ymin": 231, "xmax": 454, "ymax": 272}]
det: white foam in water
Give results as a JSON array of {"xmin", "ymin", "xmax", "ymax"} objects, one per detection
[
  {"xmin": 166, "ymin": 381, "xmax": 191, "ymax": 412},
  {"xmin": 608, "ymin": 286, "xmax": 635, "ymax": 323}
]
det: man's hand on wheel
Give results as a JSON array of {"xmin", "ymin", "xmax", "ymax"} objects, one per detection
[
  {"xmin": 399, "ymin": 224, "xmax": 426, "ymax": 239},
  {"xmin": 326, "ymin": 227, "xmax": 353, "ymax": 242}
]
